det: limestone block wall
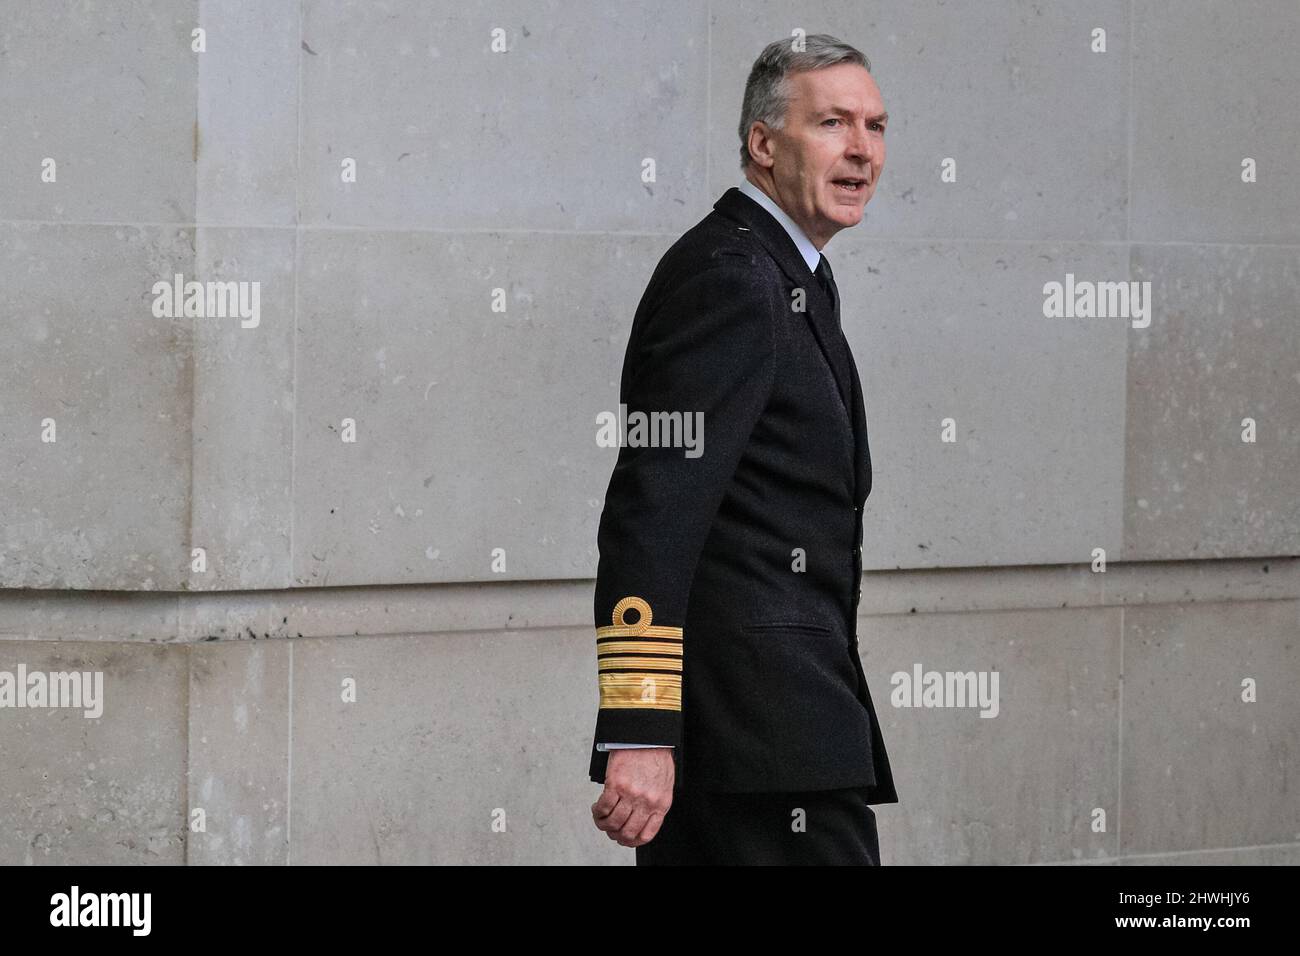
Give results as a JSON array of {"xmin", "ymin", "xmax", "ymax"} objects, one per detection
[{"xmin": 0, "ymin": 0, "xmax": 1296, "ymax": 864}]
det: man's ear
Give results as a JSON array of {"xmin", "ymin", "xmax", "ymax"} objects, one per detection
[{"xmin": 747, "ymin": 123, "xmax": 775, "ymax": 168}]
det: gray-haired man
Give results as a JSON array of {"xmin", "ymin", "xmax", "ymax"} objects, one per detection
[{"xmin": 589, "ymin": 34, "xmax": 898, "ymax": 865}]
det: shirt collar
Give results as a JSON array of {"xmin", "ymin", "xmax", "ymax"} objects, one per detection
[{"xmin": 737, "ymin": 177, "xmax": 824, "ymax": 274}]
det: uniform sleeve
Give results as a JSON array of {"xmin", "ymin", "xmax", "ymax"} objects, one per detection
[{"xmin": 592, "ymin": 261, "xmax": 776, "ymax": 753}]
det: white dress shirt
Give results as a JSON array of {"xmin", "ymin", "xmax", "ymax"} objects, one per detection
[{"xmin": 598, "ymin": 178, "xmax": 824, "ymax": 753}]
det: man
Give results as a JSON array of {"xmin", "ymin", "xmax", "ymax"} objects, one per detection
[{"xmin": 588, "ymin": 34, "xmax": 898, "ymax": 865}]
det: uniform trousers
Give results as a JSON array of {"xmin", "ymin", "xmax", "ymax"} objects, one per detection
[{"xmin": 635, "ymin": 786, "xmax": 880, "ymax": 865}]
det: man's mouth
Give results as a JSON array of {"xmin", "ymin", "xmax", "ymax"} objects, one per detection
[{"xmin": 832, "ymin": 176, "xmax": 869, "ymax": 194}]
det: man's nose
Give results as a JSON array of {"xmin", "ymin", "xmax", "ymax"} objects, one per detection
[{"xmin": 846, "ymin": 125, "xmax": 875, "ymax": 165}]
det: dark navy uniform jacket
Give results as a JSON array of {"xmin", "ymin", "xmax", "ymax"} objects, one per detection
[{"xmin": 588, "ymin": 186, "xmax": 898, "ymax": 804}]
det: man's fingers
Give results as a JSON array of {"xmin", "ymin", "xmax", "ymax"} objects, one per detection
[
  {"xmin": 597, "ymin": 798, "xmax": 635, "ymax": 837},
  {"xmin": 616, "ymin": 807, "xmax": 651, "ymax": 846},
  {"xmin": 591, "ymin": 787, "xmax": 621, "ymax": 821},
  {"xmin": 591, "ymin": 794, "xmax": 624, "ymax": 833},
  {"xmin": 631, "ymin": 810, "xmax": 666, "ymax": 847}
]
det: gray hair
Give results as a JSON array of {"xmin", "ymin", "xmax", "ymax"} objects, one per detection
[{"xmin": 738, "ymin": 34, "xmax": 871, "ymax": 170}]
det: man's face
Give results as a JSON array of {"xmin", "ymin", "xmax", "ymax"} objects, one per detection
[{"xmin": 756, "ymin": 63, "xmax": 886, "ymax": 248}]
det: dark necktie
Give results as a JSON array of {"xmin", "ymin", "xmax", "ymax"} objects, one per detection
[
  {"xmin": 814, "ymin": 255, "xmax": 837, "ymax": 317},
  {"xmin": 812, "ymin": 255, "xmax": 862, "ymax": 503},
  {"xmin": 812, "ymin": 254, "xmax": 852, "ymax": 409}
]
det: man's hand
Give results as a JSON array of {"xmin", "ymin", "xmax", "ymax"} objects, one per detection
[{"xmin": 591, "ymin": 747, "xmax": 675, "ymax": 847}]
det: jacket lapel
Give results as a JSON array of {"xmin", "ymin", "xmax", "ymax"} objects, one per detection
[
  {"xmin": 714, "ymin": 189, "xmax": 847, "ymax": 409},
  {"xmin": 714, "ymin": 188, "xmax": 871, "ymax": 505}
]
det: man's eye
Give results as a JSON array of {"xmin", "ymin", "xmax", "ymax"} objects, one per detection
[{"xmin": 823, "ymin": 118, "xmax": 841, "ymax": 127}]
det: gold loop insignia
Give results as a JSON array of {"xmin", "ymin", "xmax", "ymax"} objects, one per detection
[
  {"xmin": 596, "ymin": 595, "xmax": 680, "ymax": 641},
  {"xmin": 611, "ymin": 596, "xmax": 652, "ymax": 634}
]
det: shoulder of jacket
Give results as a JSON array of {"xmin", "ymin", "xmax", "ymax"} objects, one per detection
[
  {"xmin": 653, "ymin": 216, "xmax": 778, "ymax": 286},
  {"xmin": 696, "ymin": 212, "xmax": 767, "ymax": 267}
]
